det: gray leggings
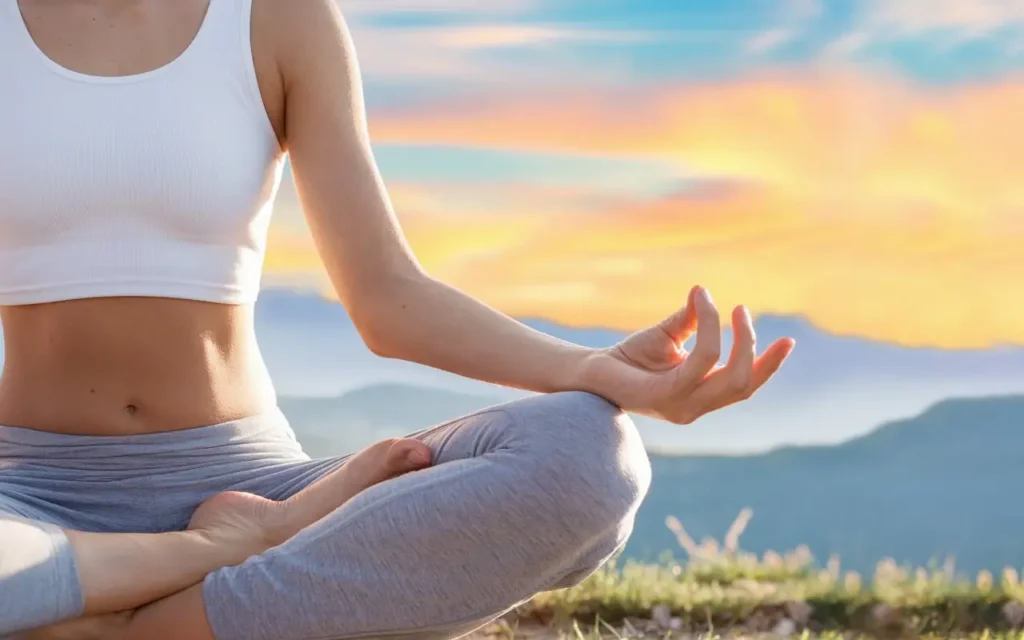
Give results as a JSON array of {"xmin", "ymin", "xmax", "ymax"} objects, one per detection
[{"xmin": 0, "ymin": 392, "xmax": 651, "ymax": 639}]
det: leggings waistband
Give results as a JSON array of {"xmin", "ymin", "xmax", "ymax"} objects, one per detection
[{"xmin": 0, "ymin": 407, "xmax": 304, "ymax": 468}]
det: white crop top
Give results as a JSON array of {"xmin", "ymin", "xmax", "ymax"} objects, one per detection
[{"xmin": 0, "ymin": 0, "xmax": 285, "ymax": 305}]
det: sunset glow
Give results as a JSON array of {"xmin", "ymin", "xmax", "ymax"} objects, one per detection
[{"xmin": 264, "ymin": 0, "xmax": 1024, "ymax": 349}]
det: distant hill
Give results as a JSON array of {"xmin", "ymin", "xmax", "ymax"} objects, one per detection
[
  {"xmin": 280, "ymin": 384, "xmax": 504, "ymax": 457},
  {"xmin": 630, "ymin": 395, "xmax": 1024, "ymax": 575},
  {"xmin": 255, "ymin": 287, "xmax": 1024, "ymax": 454},
  {"xmin": 280, "ymin": 388, "xmax": 1023, "ymax": 575}
]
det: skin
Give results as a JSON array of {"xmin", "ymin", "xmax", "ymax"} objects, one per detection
[{"xmin": 7, "ymin": 0, "xmax": 795, "ymax": 637}]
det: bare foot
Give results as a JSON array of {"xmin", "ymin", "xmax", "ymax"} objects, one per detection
[
  {"xmin": 22, "ymin": 437, "xmax": 431, "ymax": 640},
  {"xmin": 188, "ymin": 436, "xmax": 432, "ymax": 558}
]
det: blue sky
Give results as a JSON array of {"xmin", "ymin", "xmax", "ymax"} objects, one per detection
[
  {"xmin": 267, "ymin": 1, "xmax": 1024, "ymax": 349},
  {"xmin": 344, "ymin": 0, "xmax": 1024, "ymax": 90}
]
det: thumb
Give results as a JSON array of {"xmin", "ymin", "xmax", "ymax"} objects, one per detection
[{"xmin": 658, "ymin": 285, "xmax": 700, "ymax": 348}]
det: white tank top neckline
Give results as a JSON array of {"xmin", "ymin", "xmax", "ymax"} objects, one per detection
[{"xmin": 0, "ymin": 0, "xmax": 285, "ymax": 305}]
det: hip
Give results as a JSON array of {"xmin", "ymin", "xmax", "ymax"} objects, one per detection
[{"xmin": 0, "ymin": 408, "xmax": 349, "ymax": 533}]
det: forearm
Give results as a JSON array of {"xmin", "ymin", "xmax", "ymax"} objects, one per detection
[
  {"xmin": 67, "ymin": 529, "xmax": 232, "ymax": 616},
  {"xmin": 360, "ymin": 274, "xmax": 605, "ymax": 397}
]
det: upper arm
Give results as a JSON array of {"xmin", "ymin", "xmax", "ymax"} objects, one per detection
[{"xmin": 271, "ymin": 0, "xmax": 423, "ymax": 313}]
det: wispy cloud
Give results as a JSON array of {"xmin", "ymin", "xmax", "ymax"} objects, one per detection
[
  {"xmin": 863, "ymin": 0, "xmax": 1024, "ymax": 38},
  {"xmin": 294, "ymin": 72, "xmax": 1023, "ymax": 348},
  {"xmin": 368, "ymin": 72, "xmax": 1024, "ymax": 216},
  {"xmin": 343, "ymin": 5, "xmax": 656, "ymax": 85},
  {"xmin": 264, "ymin": 3, "xmax": 1024, "ymax": 348},
  {"xmin": 786, "ymin": 0, "xmax": 824, "ymax": 22},
  {"xmin": 823, "ymin": 0, "xmax": 1024, "ymax": 59},
  {"xmin": 745, "ymin": 0, "xmax": 823, "ymax": 55},
  {"xmin": 429, "ymin": 24, "xmax": 653, "ymax": 48},
  {"xmin": 338, "ymin": 0, "xmax": 540, "ymax": 17},
  {"xmin": 348, "ymin": 23, "xmax": 652, "ymax": 84},
  {"xmin": 745, "ymin": 28, "xmax": 796, "ymax": 55},
  {"xmin": 268, "ymin": 167, "xmax": 1020, "ymax": 348},
  {"xmin": 820, "ymin": 31, "xmax": 872, "ymax": 59}
]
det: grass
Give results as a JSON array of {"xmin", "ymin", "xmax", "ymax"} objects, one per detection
[
  {"xmin": 474, "ymin": 510, "xmax": 1024, "ymax": 639},
  {"xmin": 540, "ymin": 628, "xmax": 1024, "ymax": 639}
]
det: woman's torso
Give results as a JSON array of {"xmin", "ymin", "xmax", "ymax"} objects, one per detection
[{"xmin": 0, "ymin": 0, "xmax": 290, "ymax": 435}]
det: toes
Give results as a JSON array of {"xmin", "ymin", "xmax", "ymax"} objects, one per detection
[{"xmin": 384, "ymin": 438, "xmax": 431, "ymax": 474}]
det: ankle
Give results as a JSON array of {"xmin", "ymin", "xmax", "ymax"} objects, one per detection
[
  {"xmin": 188, "ymin": 491, "xmax": 291, "ymax": 559},
  {"xmin": 261, "ymin": 503, "xmax": 303, "ymax": 550}
]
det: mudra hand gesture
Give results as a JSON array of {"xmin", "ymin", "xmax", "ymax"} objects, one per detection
[{"xmin": 583, "ymin": 286, "xmax": 795, "ymax": 424}]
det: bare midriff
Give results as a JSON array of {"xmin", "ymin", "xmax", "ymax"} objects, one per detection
[{"xmin": 0, "ymin": 297, "xmax": 277, "ymax": 435}]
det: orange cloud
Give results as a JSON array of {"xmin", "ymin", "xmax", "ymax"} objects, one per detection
[
  {"xmin": 370, "ymin": 72, "xmax": 1024, "ymax": 211},
  {"xmin": 267, "ymin": 72, "xmax": 1024, "ymax": 349}
]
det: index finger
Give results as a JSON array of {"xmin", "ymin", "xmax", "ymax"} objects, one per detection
[
  {"xmin": 658, "ymin": 285, "xmax": 700, "ymax": 350},
  {"xmin": 671, "ymin": 287, "xmax": 721, "ymax": 390}
]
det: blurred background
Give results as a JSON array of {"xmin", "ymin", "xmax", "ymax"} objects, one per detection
[{"xmin": 252, "ymin": 0, "xmax": 1020, "ymax": 576}]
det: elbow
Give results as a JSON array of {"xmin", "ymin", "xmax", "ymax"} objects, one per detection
[
  {"xmin": 348, "ymin": 271, "xmax": 425, "ymax": 359},
  {"xmin": 360, "ymin": 322, "xmax": 398, "ymax": 359},
  {"xmin": 351, "ymin": 303, "xmax": 398, "ymax": 359}
]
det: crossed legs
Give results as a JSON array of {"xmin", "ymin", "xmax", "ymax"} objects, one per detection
[{"xmin": 14, "ymin": 392, "xmax": 651, "ymax": 640}]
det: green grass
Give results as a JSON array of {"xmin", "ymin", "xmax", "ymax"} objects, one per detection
[
  {"xmin": 547, "ymin": 627, "xmax": 1024, "ymax": 639},
  {"xmin": 486, "ymin": 511, "xmax": 1024, "ymax": 638},
  {"xmin": 516, "ymin": 556, "xmax": 1024, "ymax": 637}
]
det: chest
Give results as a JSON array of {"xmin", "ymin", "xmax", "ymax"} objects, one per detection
[
  {"xmin": 12, "ymin": 0, "xmax": 285, "ymax": 143},
  {"xmin": 0, "ymin": 87, "xmax": 274, "ymax": 239},
  {"xmin": 0, "ymin": 0, "xmax": 286, "ymax": 243},
  {"xmin": 16, "ymin": 0, "xmax": 209, "ymax": 78}
]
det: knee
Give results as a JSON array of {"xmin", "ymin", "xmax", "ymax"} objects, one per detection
[
  {"xmin": 0, "ymin": 516, "xmax": 84, "ymax": 635},
  {"xmin": 508, "ymin": 391, "xmax": 652, "ymax": 535}
]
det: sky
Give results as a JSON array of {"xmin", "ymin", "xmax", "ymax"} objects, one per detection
[{"xmin": 263, "ymin": 0, "xmax": 1024, "ymax": 350}]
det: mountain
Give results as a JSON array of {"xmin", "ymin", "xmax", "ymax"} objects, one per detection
[
  {"xmin": 628, "ymin": 395, "xmax": 1024, "ymax": 575},
  {"xmin": 255, "ymin": 288, "xmax": 525, "ymax": 401},
  {"xmin": 279, "ymin": 388, "xmax": 1023, "ymax": 574},
  {"xmin": 255, "ymin": 287, "xmax": 1024, "ymax": 454},
  {"xmin": 280, "ymin": 384, "xmax": 504, "ymax": 457}
]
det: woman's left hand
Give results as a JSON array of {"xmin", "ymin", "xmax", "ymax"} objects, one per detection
[{"xmin": 580, "ymin": 285, "xmax": 795, "ymax": 425}]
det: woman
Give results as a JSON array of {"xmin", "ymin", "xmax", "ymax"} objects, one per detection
[{"xmin": 0, "ymin": 0, "xmax": 795, "ymax": 638}]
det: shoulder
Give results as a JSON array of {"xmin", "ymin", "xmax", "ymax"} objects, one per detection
[
  {"xmin": 248, "ymin": 0, "xmax": 358, "ymax": 146},
  {"xmin": 252, "ymin": 0, "xmax": 355, "ymax": 89}
]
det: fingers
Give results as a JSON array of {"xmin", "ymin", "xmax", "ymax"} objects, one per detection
[
  {"xmin": 670, "ymin": 287, "xmax": 721, "ymax": 390},
  {"xmin": 687, "ymin": 335, "xmax": 794, "ymax": 419},
  {"xmin": 668, "ymin": 305, "xmax": 753, "ymax": 422},
  {"xmin": 726, "ymin": 305, "xmax": 756, "ymax": 392},
  {"xmin": 658, "ymin": 286, "xmax": 700, "ymax": 349},
  {"xmin": 749, "ymin": 337, "xmax": 795, "ymax": 390},
  {"xmin": 652, "ymin": 292, "xmax": 794, "ymax": 426}
]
